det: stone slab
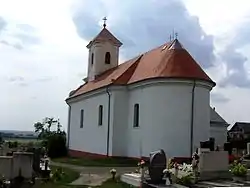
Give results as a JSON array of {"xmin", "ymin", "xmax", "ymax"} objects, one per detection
[
  {"xmin": 120, "ymin": 173, "xmax": 141, "ymax": 187},
  {"xmin": 194, "ymin": 180, "xmax": 250, "ymax": 188},
  {"xmin": 199, "ymin": 170, "xmax": 231, "ymax": 181},
  {"xmin": 70, "ymin": 173, "xmax": 110, "ymax": 186}
]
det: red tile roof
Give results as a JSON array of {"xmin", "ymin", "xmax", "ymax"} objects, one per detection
[
  {"xmin": 86, "ymin": 28, "xmax": 122, "ymax": 48},
  {"xmin": 69, "ymin": 39, "xmax": 215, "ymax": 99}
]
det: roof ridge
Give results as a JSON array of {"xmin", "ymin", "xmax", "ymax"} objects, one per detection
[{"xmin": 113, "ymin": 54, "xmax": 143, "ymax": 84}]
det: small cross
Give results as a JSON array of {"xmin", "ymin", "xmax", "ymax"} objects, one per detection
[
  {"xmin": 103, "ymin": 17, "xmax": 107, "ymax": 28},
  {"xmin": 175, "ymin": 32, "xmax": 178, "ymax": 39}
]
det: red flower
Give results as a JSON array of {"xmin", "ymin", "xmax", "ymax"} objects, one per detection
[{"xmin": 138, "ymin": 159, "xmax": 145, "ymax": 168}]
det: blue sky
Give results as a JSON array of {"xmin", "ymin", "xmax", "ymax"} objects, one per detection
[{"xmin": 0, "ymin": 0, "xmax": 250, "ymax": 130}]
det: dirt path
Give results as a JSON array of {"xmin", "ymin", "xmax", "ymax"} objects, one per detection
[{"xmin": 50, "ymin": 161, "xmax": 136, "ymax": 186}]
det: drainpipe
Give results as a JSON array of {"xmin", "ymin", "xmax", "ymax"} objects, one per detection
[
  {"xmin": 106, "ymin": 87, "xmax": 111, "ymax": 157},
  {"xmin": 67, "ymin": 105, "xmax": 71, "ymax": 149},
  {"xmin": 190, "ymin": 80, "xmax": 196, "ymax": 157}
]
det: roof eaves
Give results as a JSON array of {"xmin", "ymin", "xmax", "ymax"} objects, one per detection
[{"xmin": 66, "ymin": 83, "xmax": 113, "ymax": 103}]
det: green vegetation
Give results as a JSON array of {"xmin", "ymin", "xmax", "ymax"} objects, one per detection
[
  {"xmin": 50, "ymin": 166, "xmax": 80, "ymax": 184},
  {"xmin": 34, "ymin": 117, "xmax": 67, "ymax": 158},
  {"xmin": 33, "ymin": 166, "xmax": 133, "ymax": 188},
  {"xmin": 53, "ymin": 157, "xmax": 138, "ymax": 167},
  {"xmin": 230, "ymin": 161, "xmax": 247, "ymax": 177},
  {"xmin": 33, "ymin": 166, "xmax": 80, "ymax": 188}
]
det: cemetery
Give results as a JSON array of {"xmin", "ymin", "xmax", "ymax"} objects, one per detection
[
  {"xmin": 120, "ymin": 139, "xmax": 250, "ymax": 188},
  {"xmin": 2, "ymin": 138, "xmax": 250, "ymax": 187}
]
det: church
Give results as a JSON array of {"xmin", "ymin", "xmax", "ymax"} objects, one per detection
[{"xmin": 66, "ymin": 21, "xmax": 228, "ymax": 159}]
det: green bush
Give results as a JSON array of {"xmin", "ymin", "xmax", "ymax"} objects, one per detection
[
  {"xmin": 176, "ymin": 174, "xmax": 193, "ymax": 186},
  {"xmin": 8, "ymin": 141, "xmax": 18, "ymax": 148},
  {"xmin": 47, "ymin": 133, "xmax": 67, "ymax": 158},
  {"xmin": 34, "ymin": 117, "xmax": 67, "ymax": 158},
  {"xmin": 230, "ymin": 161, "xmax": 247, "ymax": 177},
  {"xmin": 51, "ymin": 167, "xmax": 79, "ymax": 184}
]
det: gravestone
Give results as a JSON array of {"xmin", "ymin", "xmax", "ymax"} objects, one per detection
[
  {"xmin": 198, "ymin": 150, "xmax": 230, "ymax": 180},
  {"xmin": 33, "ymin": 148, "xmax": 41, "ymax": 173},
  {"xmin": 147, "ymin": 149, "xmax": 166, "ymax": 184},
  {"xmin": 247, "ymin": 143, "xmax": 250, "ymax": 155},
  {"xmin": 12, "ymin": 152, "xmax": 33, "ymax": 179}
]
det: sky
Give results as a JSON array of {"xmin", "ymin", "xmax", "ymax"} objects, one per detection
[{"xmin": 0, "ymin": 0, "xmax": 250, "ymax": 131}]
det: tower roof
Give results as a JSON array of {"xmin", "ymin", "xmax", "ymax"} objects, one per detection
[
  {"xmin": 86, "ymin": 27, "xmax": 123, "ymax": 48},
  {"xmin": 68, "ymin": 39, "xmax": 215, "ymax": 100}
]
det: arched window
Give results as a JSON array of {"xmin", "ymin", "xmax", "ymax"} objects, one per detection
[
  {"xmin": 133, "ymin": 103, "xmax": 139, "ymax": 127},
  {"xmin": 98, "ymin": 105, "xmax": 103, "ymax": 126},
  {"xmin": 91, "ymin": 53, "xmax": 94, "ymax": 65},
  {"xmin": 80, "ymin": 109, "xmax": 84, "ymax": 128},
  {"xmin": 105, "ymin": 52, "xmax": 111, "ymax": 64}
]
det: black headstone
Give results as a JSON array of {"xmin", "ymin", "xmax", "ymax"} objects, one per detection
[
  {"xmin": 32, "ymin": 148, "xmax": 41, "ymax": 173},
  {"xmin": 224, "ymin": 142, "xmax": 232, "ymax": 155},
  {"xmin": 148, "ymin": 149, "xmax": 166, "ymax": 184}
]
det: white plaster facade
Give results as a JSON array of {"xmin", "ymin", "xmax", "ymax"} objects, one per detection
[
  {"xmin": 67, "ymin": 78, "xmax": 217, "ymax": 158},
  {"xmin": 87, "ymin": 41, "xmax": 120, "ymax": 81},
  {"xmin": 210, "ymin": 107, "xmax": 228, "ymax": 147}
]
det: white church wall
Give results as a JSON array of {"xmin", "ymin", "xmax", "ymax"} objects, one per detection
[
  {"xmin": 210, "ymin": 126, "xmax": 227, "ymax": 147},
  {"xmin": 192, "ymin": 85, "xmax": 211, "ymax": 151},
  {"xmin": 68, "ymin": 91, "xmax": 113, "ymax": 156},
  {"xmin": 111, "ymin": 87, "xmax": 129, "ymax": 156},
  {"xmin": 126, "ymin": 80, "xmax": 213, "ymax": 158}
]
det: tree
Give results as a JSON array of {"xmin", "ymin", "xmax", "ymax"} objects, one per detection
[{"xmin": 34, "ymin": 117, "xmax": 67, "ymax": 158}]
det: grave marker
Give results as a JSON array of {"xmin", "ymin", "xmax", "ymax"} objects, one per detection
[{"xmin": 147, "ymin": 149, "xmax": 166, "ymax": 184}]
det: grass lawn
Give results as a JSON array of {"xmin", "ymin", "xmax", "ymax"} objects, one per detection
[
  {"xmin": 33, "ymin": 166, "xmax": 134, "ymax": 188},
  {"xmin": 53, "ymin": 157, "xmax": 138, "ymax": 167},
  {"xmin": 50, "ymin": 166, "xmax": 80, "ymax": 184},
  {"xmin": 33, "ymin": 166, "xmax": 80, "ymax": 188}
]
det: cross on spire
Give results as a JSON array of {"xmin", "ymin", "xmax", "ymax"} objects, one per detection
[
  {"xmin": 175, "ymin": 32, "xmax": 178, "ymax": 39},
  {"xmin": 169, "ymin": 30, "xmax": 179, "ymax": 41},
  {"xmin": 103, "ymin": 17, "xmax": 107, "ymax": 28}
]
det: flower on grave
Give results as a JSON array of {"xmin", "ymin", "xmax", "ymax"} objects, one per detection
[
  {"xmin": 163, "ymin": 169, "xmax": 172, "ymax": 185},
  {"xmin": 163, "ymin": 169, "xmax": 169, "ymax": 174},
  {"xmin": 110, "ymin": 168, "xmax": 116, "ymax": 174},
  {"xmin": 137, "ymin": 159, "xmax": 145, "ymax": 169},
  {"xmin": 168, "ymin": 163, "xmax": 193, "ymax": 180},
  {"xmin": 181, "ymin": 163, "xmax": 193, "ymax": 173},
  {"xmin": 174, "ymin": 162, "xmax": 179, "ymax": 169},
  {"xmin": 110, "ymin": 168, "xmax": 117, "ymax": 180}
]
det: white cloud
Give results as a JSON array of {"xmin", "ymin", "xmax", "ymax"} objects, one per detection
[{"xmin": 0, "ymin": 0, "xmax": 250, "ymax": 130}]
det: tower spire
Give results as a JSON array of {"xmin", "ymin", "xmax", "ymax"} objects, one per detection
[{"xmin": 103, "ymin": 17, "xmax": 107, "ymax": 28}]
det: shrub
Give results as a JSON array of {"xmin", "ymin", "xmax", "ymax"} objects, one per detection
[
  {"xmin": 47, "ymin": 133, "xmax": 67, "ymax": 158},
  {"xmin": 8, "ymin": 141, "xmax": 18, "ymax": 148},
  {"xmin": 230, "ymin": 161, "xmax": 247, "ymax": 177},
  {"xmin": 176, "ymin": 174, "xmax": 193, "ymax": 186},
  {"xmin": 34, "ymin": 117, "xmax": 67, "ymax": 158}
]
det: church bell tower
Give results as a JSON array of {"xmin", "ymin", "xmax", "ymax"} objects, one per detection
[{"xmin": 86, "ymin": 17, "xmax": 123, "ymax": 82}]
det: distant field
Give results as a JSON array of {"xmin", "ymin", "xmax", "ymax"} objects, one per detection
[{"xmin": 3, "ymin": 137, "xmax": 39, "ymax": 143}]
